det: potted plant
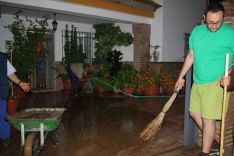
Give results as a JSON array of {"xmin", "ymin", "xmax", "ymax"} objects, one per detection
[
  {"xmin": 159, "ymin": 72, "xmax": 175, "ymax": 95},
  {"xmin": 51, "ymin": 63, "xmax": 71, "ymax": 95},
  {"xmin": 113, "ymin": 63, "xmax": 137, "ymax": 95},
  {"xmin": 63, "ymin": 24, "xmax": 85, "ymax": 65},
  {"xmin": 93, "ymin": 23, "xmax": 133, "ymax": 77},
  {"xmin": 107, "ymin": 49, "xmax": 123, "ymax": 79},
  {"xmin": 135, "ymin": 69, "xmax": 160, "ymax": 96},
  {"xmin": 7, "ymin": 83, "xmax": 20, "ymax": 114},
  {"xmin": 90, "ymin": 72, "xmax": 113, "ymax": 94},
  {"xmin": 150, "ymin": 45, "xmax": 160, "ymax": 62},
  {"xmin": 5, "ymin": 11, "xmax": 49, "ymax": 95},
  {"xmin": 159, "ymin": 65, "xmax": 182, "ymax": 95}
]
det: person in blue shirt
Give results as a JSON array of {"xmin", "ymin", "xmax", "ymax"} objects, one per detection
[{"xmin": 0, "ymin": 52, "xmax": 30, "ymax": 154}]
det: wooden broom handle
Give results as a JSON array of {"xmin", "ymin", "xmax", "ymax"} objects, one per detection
[
  {"xmin": 220, "ymin": 53, "xmax": 229, "ymax": 156},
  {"xmin": 220, "ymin": 85, "xmax": 227, "ymax": 156}
]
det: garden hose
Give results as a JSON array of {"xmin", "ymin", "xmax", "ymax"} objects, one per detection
[{"xmin": 90, "ymin": 78, "xmax": 183, "ymax": 99}]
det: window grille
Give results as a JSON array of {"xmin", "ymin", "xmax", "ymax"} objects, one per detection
[{"xmin": 62, "ymin": 30, "xmax": 95, "ymax": 64}]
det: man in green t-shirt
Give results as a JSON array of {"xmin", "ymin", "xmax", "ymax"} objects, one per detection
[{"xmin": 175, "ymin": 3, "xmax": 234, "ymax": 156}]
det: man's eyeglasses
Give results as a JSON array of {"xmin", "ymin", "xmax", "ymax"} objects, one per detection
[{"xmin": 206, "ymin": 21, "xmax": 223, "ymax": 27}]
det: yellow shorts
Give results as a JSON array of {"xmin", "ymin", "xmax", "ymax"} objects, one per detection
[{"xmin": 189, "ymin": 81, "xmax": 230, "ymax": 120}]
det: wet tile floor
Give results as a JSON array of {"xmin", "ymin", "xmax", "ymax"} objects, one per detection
[{"xmin": 4, "ymin": 91, "xmax": 203, "ymax": 156}]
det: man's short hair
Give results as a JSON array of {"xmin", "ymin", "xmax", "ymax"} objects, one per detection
[{"xmin": 204, "ymin": 2, "xmax": 225, "ymax": 16}]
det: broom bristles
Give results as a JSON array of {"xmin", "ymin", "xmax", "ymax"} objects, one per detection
[
  {"xmin": 138, "ymin": 89, "xmax": 180, "ymax": 141},
  {"xmin": 139, "ymin": 112, "xmax": 165, "ymax": 141}
]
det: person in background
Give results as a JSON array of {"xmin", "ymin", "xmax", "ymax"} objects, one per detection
[
  {"xmin": 82, "ymin": 63, "xmax": 91, "ymax": 80},
  {"xmin": 0, "ymin": 52, "xmax": 30, "ymax": 154},
  {"xmin": 175, "ymin": 3, "xmax": 234, "ymax": 156},
  {"xmin": 66, "ymin": 63, "xmax": 82, "ymax": 97},
  {"xmin": 36, "ymin": 42, "xmax": 46, "ymax": 88}
]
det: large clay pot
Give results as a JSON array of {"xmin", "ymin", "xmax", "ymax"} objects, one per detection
[
  {"xmin": 113, "ymin": 89, "xmax": 120, "ymax": 96},
  {"xmin": 63, "ymin": 80, "xmax": 71, "ymax": 96},
  {"xmin": 97, "ymin": 87, "xmax": 105, "ymax": 95},
  {"xmin": 13, "ymin": 83, "xmax": 28, "ymax": 99},
  {"xmin": 123, "ymin": 87, "xmax": 134, "ymax": 95},
  {"xmin": 8, "ymin": 98, "xmax": 19, "ymax": 114},
  {"xmin": 164, "ymin": 88, "xmax": 174, "ymax": 95},
  {"xmin": 143, "ymin": 84, "xmax": 160, "ymax": 96}
]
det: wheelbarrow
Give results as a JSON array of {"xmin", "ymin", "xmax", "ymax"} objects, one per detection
[{"xmin": 8, "ymin": 108, "xmax": 66, "ymax": 156}]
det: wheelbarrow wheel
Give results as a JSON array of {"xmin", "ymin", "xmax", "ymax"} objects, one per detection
[{"xmin": 24, "ymin": 132, "xmax": 41, "ymax": 156}]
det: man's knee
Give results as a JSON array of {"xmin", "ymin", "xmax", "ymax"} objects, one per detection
[
  {"xmin": 190, "ymin": 111, "xmax": 200, "ymax": 119},
  {"xmin": 202, "ymin": 118, "xmax": 216, "ymax": 125}
]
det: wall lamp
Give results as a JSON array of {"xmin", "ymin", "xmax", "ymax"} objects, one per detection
[{"xmin": 52, "ymin": 13, "xmax": 58, "ymax": 31}]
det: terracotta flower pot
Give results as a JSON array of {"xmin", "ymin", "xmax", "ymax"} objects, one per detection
[
  {"xmin": 13, "ymin": 83, "xmax": 28, "ymax": 99},
  {"xmin": 8, "ymin": 98, "xmax": 19, "ymax": 114},
  {"xmin": 63, "ymin": 80, "xmax": 71, "ymax": 96},
  {"xmin": 123, "ymin": 87, "xmax": 134, "ymax": 95},
  {"xmin": 113, "ymin": 89, "xmax": 120, "ymax": 96},
  {"xmin": 97, "ymin": 87, "xmax": 105, "ymax": 94},
  {"xmin": 143, "ymin": 84, "xmax": 160, "ymax": 96},
  {"xmin": 164, "ymin": 88, "xmax": 174, "ymax": 95}
]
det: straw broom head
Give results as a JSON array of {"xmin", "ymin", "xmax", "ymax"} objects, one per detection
[
  {"xmin": 138, "ymin": 89, "xmax": 180, "ymax": 141},
  {"xmin": 139, "ymin": 112, "xmax": 165, "ymax": 141}
]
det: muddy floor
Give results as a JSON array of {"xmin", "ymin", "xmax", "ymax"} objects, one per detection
[{"xmin": 5, "ymin": 92, "xmax": 187, "ymax": 156}]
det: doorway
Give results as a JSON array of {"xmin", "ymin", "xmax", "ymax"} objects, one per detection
[{"xmin": 31, "ymin": 32, "xmax": 55, "ymax": 91}]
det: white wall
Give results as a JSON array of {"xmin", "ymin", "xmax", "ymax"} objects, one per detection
[
  {"xmin": 161, "ymin": 0, "xmax": 206, "ymax": 62},
  {"xmin": 114, "ymin": 23, "xmax": 133, "ymax": 61},
  {"xmin": 150, "ymin": 0, "xmax": 163, "ymax": 62},
  {"xmin": 0, "ymin": 14, "xmax": 14, "ymax": 53}
]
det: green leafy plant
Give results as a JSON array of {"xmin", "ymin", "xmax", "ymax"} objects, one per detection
[
  {"xmin": 113, "ymin": 63, "xmax": 137, "ymax": 89},
  {"xmin": 145, "ymin": 45, "xmax": 160, "ymax": 63},
  {"xmin": 63, "ymin": 24, "xmax": 85, "ymax": 65},
  {"xmin": 93, "ymin": 23, "xmax": 133, "ymax": 76},
  {"xmin": 5, "ymin": 10, "xmax": 49, "ymax": 81},
  {"xmin": 107, "ymin": 49, "xmax": 123, "ymax": 79},
  {"xmin": 150, "ymin": 45, "xmax": 160, "ymax": 62}
]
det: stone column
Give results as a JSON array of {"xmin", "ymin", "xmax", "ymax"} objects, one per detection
[{"xmin": 132, "ymin": 24, "xmax": 151, "ymax": 70}]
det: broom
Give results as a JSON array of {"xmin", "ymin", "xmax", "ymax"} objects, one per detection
[
  {"xmin": 220, "ymin": 53, "xmax": 229, "ymax": 156},
  {"xmin": 139, "ymin": 87, "xmax": 181, "ymax": 141}
]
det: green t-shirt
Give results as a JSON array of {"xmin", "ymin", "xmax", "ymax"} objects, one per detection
[{"xmin": 189, "ymin": 23, "xmax": 234, "ymax": 84}]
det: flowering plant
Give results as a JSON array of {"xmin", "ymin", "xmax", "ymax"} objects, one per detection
[
  {"xmin": 135, "ymin": 69, "xmax": 159, "ymax": 90},
  {"xmin": 159, "ymin": 72, "xmax": 175, "ymax": 94}
]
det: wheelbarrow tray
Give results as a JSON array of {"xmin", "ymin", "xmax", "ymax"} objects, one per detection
[{"xmin": 8, "ymin": 108, "xmax": 66, "ymax": 132}]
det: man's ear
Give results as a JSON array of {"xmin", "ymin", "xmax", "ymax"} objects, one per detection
[{"xmin": 203, "ymin": 15, "xmax": 206, "ymax": 23}]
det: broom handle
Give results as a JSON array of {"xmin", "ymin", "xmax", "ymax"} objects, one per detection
[
  {"xmin": 162, "ymin": 89, "xmax": 180, "ymax": 113},
  {"xmin": 220, "ymin": 53, "xmax": 229, "ymax": 156}
]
